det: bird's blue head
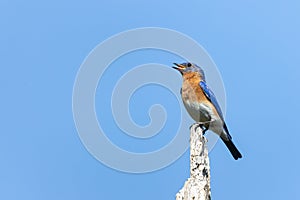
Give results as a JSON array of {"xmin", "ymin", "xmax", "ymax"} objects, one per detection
[{"xmin": 172, "ymin": 62, "xmax": 205, "ymax": 80}]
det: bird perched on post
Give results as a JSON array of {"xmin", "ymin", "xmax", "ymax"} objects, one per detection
[{"xmin": 173, "ymin": 62, "xmax": 242, "ymax": 160}]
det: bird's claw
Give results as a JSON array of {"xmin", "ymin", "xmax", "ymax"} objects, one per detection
[{"xmin": 190, "ymin": 122, "xmax": 208, "ymax": 135}]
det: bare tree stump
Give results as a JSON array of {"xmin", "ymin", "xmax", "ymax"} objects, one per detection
[{"xmin": 176, "ymin": 124, "xmax": 211, "ymax": 200}]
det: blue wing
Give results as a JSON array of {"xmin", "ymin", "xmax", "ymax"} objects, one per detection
[
  {"xmin": 199, "ymin": 81, "xmax": 233, "ymax": 140},
  {"xmin": 199, "ymin": 81, "xmax": 224, "ymax": 120}
]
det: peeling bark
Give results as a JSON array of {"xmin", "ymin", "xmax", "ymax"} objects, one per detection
[{"xmin": 176, "ymin": 124, "xmax": 211, "ymax": 200}]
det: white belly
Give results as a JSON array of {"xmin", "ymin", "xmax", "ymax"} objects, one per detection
[{"xmin": 183, "ymin": 100, "xmax": 224, "ymax": 135}]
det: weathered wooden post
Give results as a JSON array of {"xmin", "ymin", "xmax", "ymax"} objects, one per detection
[{"xmin": 176, "ymin": 123, "xmax": 211, "ymax": 200}]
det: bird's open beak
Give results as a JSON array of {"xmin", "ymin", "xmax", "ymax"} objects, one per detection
[{"xmin": 172, "ymin": 63, "xmax": 186, "ymax": 72}]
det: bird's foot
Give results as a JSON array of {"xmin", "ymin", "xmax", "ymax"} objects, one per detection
[
  {"xmin": 191, "ymin": 123, "xmax": 208, "ymax": 135},
  {"xmin": 201, "ymin": 126, "xmax": 208, "ymax": 135}
]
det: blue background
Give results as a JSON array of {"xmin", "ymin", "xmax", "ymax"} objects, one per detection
[{"xmin": 1, "ymin": 0, "xmax": 300, "ymax": 199}]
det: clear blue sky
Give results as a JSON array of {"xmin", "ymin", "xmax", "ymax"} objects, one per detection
[{"xmin": 1, "ymin": 0, "xmax": 300, "ymax": 199}]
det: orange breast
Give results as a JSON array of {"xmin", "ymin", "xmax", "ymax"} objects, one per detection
[{"xmin": 181, "ymin": 72, "xmax": 207, "ymax": 103}]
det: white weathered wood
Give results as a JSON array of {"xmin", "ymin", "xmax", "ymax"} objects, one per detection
[{"xmin": 176, "ymin": 124, "xmax": 211, "ymax": 200}]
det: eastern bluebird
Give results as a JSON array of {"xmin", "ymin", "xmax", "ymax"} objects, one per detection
[{"xmin": 173, "ymin": 62, "xmax": 242, "ymax": 160}]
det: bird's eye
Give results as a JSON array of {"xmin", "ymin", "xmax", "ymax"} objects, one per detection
[{"xmin": 187, "ymin": 63, "xmax": 192, "ymax": 67}]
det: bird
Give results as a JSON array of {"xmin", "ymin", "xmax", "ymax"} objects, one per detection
[{"xmin": 172, "ymin": 62, "xmax": 242, "ymax": 160}]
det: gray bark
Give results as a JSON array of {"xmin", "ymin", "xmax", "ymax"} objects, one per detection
[{"xmin": 176, "ymin": 124, "xmax": 211, "ymax": 200}]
